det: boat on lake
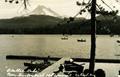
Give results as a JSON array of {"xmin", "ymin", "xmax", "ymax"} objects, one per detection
[
  {"xmin": 77, "ymin": 39, "xmax": 86, "ymax": 42},
  {"xmin": 61, "ymin": 36, "xmax": 68, "ymax": 40},
  {"xmin": 116, "ymin": 40, "xmax": 120, "ymax": 43},
  {"xmin": 110, "ymin": 34, "xmax": 114, "ymax": 37}
]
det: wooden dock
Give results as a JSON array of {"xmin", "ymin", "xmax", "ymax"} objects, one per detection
[{"xmin": 38, "ymin": 57, "xmax": 70, "ymax": 77}]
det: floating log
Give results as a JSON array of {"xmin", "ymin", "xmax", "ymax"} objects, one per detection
[
  {"xmin": 6, "ymin": 55, "xmax": 120, "ymax": 63},
  {"xmin": 73, "ymin": 58, "xmax": 120, "ymax": 63},
  {"xmin": 6, "ymin": 55, "xmax": 60, "ymax": 61}
]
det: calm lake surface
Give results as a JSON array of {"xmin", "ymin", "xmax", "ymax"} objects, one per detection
[{"xmin": 0, "ymin": 35, "xmax": 120, "ymax": 77}]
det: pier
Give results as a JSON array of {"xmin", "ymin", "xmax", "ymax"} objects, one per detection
[{"xmin": 39, "ymin": 57, "xmax": 70, "ymax": 77}]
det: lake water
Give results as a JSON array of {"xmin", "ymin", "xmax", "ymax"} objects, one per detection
[{"xmin": 0, "ymin": 35, "xmax": 120, "ymax": 77}]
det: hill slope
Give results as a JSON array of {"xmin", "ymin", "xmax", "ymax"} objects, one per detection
[
  {"xmin": 0, "ymin": 15, "xmax": 120, "ymax": 34},
  {"xmin": 0, "ymin": 15, "xmax": 62, "ymax": 33}
]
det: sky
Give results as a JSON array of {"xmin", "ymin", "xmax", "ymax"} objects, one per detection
[{"xmin": 0, "ymin": 0, "xmax": 120, "ymax": 19}]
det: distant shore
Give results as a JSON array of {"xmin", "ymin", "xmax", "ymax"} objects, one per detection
[{"xmin": 0, "ymin": 15, "xmax": 120, "ymax": 34}]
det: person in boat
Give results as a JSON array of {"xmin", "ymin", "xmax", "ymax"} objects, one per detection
[
  {"xmin": 59, "ymin": 64, "xmax": 64, "ymax": 72},
  {"xmin": 53, "ymin": 64, "xmax": 64, "ymax": 76},
  {"xmin": 118, "ymin": 70, "xmax": 120, "ymax": 77},
  {"xmin": 94, "ymin": 69, "xmax": 106, "ymax": 77},
  {"xmin": 54, "ymin": 64, "xmax": 64, "ymax": 73},
  {"xmin": 44, "ymin": 56, "xmax": 50, "ymax": 64},
  {"xmin": 83, "ymin": 69, "xmax": 89, "ymax": 77}
]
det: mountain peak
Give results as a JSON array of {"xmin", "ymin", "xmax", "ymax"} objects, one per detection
[{"xmin": 30, "ymin": 5, "xmax": 62, "ymax": 18}]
